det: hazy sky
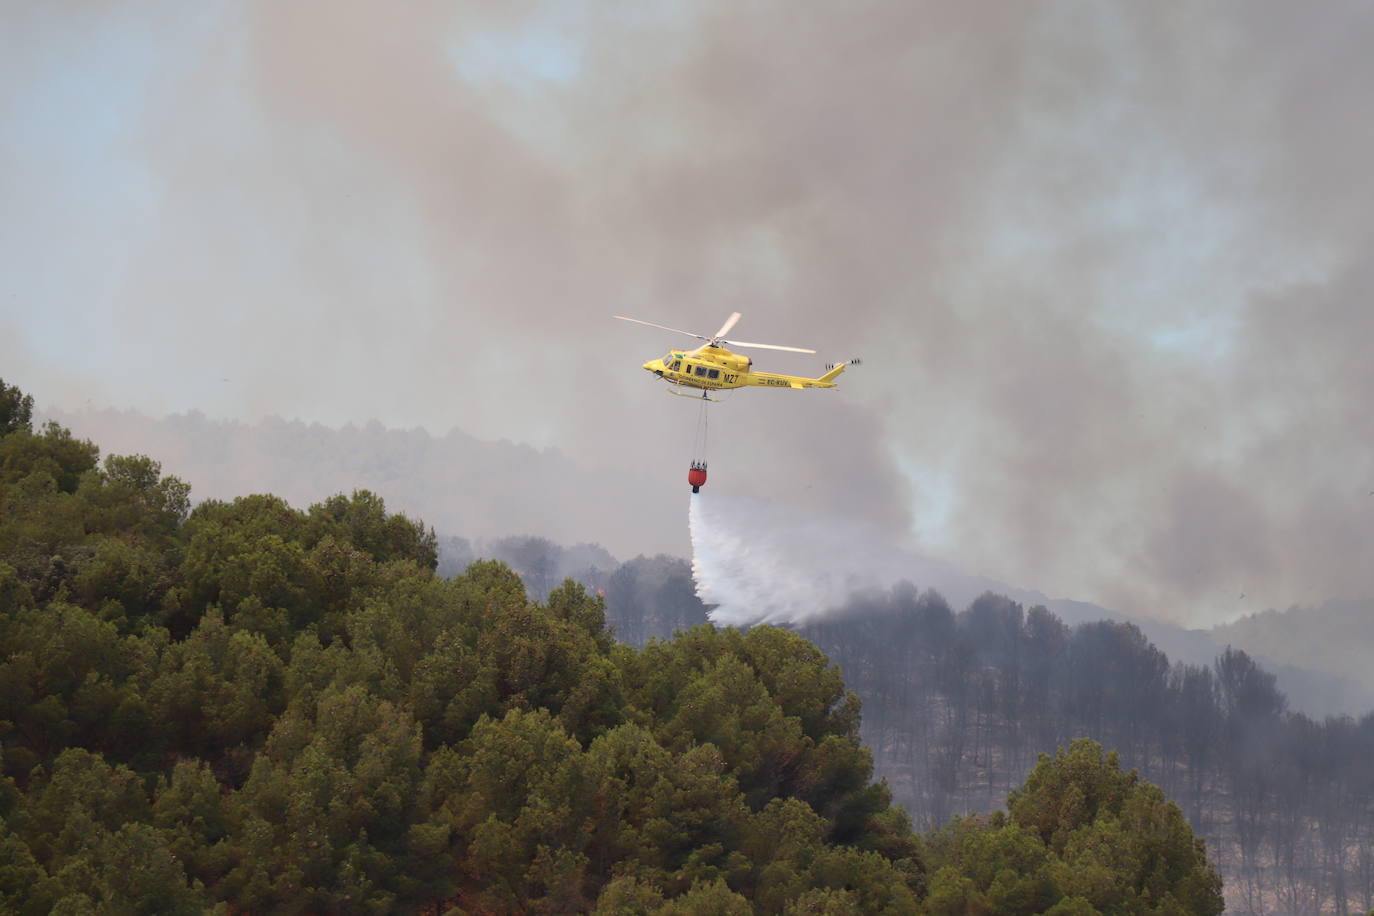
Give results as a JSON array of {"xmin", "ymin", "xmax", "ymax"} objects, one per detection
[{"xmin": 4, "ymin": 1, "xmax": 1372, "ymax": 626}]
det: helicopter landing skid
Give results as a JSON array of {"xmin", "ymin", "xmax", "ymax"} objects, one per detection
[{"xmin": 667, "ymin": 387, "xmax": 717, "ymax": 402}]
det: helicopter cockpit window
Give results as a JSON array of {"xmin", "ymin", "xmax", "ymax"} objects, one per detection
[{"xmin": 669, "ymin": 360, "xmax": 681, "ymax": 372}]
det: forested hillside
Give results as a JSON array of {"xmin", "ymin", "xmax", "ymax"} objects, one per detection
[
  {"xmin": 803, "ymin": 592, "xmax": 1374, "ymax": 916},
  {"xmin": 601, "ymin": 561, "xmax": 1374, "ymax": 915},
  {"xmin": 0, "ymin": 379, "xmax": 1223, "ymax": 913}
]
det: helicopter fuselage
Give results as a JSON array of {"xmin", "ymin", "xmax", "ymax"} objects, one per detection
[{"xmin": 641, "ymin": 346, "xmax": 845, "ymax": 392}]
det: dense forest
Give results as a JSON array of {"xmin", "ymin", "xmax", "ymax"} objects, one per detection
[
  {"xmin": 599, "ymin": 559, "xmax": 1374, "ymax": 915},
  {"xmin": 0, "ymin": 377, "xmax": 1225, "ymax": 913},
  {"xmin": 802, "ymin": 592, "xmax": 1374, "ymax": 916}
]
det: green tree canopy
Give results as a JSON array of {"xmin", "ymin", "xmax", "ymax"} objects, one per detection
[
  {"xmin": 0, "ymin": 391, "xmax": 1229, "ymax": 914},
  {"xmin": 0, "ymin": 379, "xmax": 33, "ymax": 438}
]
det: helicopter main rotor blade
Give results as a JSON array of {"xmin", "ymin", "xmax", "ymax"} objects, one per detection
[
  {"xmin": 616, "ymin": 313, "xmax": 816, "ymax": 353},
  {"xmin": 613, "ymin": 315, "xmax": 708, "ymax": 341},
  {"xmin": 711, "ymin": 312, "xmax": 742, "ymax": 341},
  {"xmin": 724, "ymin": 340, "xmax": 818, "ymax": 354}
]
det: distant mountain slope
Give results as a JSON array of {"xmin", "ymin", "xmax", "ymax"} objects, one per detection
[
  {"xmin": 54, "ymin": 407, "xmax": 1369, "ymax": 717},
  {"xmin": 47, "ymin": 407, "xmax": 684, "ymax": 561},
  {"xmin": 1214, "ymin": 597, "xmax": 1374, "ymax": 702}
]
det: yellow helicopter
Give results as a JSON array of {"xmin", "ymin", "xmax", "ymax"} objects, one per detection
[{"xmin": 615, "ymin": 312, "xmax": 857, "ymax": 400}]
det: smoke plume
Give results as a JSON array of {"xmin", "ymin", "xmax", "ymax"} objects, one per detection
[
  {"xmin": 690, "ymin": 490, "xmax": 1008, "ymax": 627},
  {"xmin": 6, "ymin": 1, "xmax": 1374, "ymax": 627}
]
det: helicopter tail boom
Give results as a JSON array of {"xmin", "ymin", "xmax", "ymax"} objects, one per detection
[{"xmin": 743, "ymin": 358, "xmax": 860, "ymax": 390}]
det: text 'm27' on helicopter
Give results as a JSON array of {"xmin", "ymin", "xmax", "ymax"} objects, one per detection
[{"xmin": 614, "ymin": 311, "xmax": 858, "ymax": 400}]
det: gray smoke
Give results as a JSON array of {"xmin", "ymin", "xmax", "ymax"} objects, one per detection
[
  {"xmin": 691, "ymin": 489, "xmax": 1016, "ymax": 627},
  {"xmin": 6, "ymin": 1, "xmax": 1374, "ymax": 628},
  {"xmin": 689, "ymin": 491, "xmax": 875, "ymax": 626}
]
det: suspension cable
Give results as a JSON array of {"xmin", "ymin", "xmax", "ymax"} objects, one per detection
[
  {"xmin": 701, "ymin": 398, "xmax": 709, "ymax": 466},
  {"xmin": 691, "ymin": 397, "xmax": 709, "ymax": 465}
]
